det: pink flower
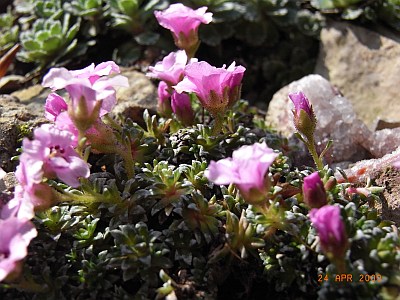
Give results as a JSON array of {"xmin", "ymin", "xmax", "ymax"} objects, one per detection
[
  {"xmin": 205, "ymin": 142, "xmax": 278, "ymax": 204},
  {"xmin": 1, "ymin": 186, "xmax": 35, "ymax": 220},
  {"xmin": 42, "ymin": 62, "xmax": 129, "ymax": 117},
  {"xmin": 309, "ymin": 205, "xmax": 348, "ymax": 258},
  {"xmin": 154, "ymin": 4, "xmax": 212, "ymax": 52},
  {"xmin": 302, "ymin": 172, "xmax": 327, "ymax": 209},
  {"xmin": 54, "ymin": 111, "xmax": 80, "ymax": 146},
  {"xmin": 44, "ymin": 93, "xmax": 68, "ymax": 121},
  {"xmin": 147, "ymin": 50, "xmax": 189, "ymax": 85},
  {"xmin": 157, "ymin": 81, "xmax": 172, "ymax": 116},
  {"xmin": 0, "ymin": 217, "xmax": 37, "ymax": 282},
  {"xmin": 18, "ymin": 124, "xmax": 90, "ymax": 188},
  {"xmin": 69, "ymin": 61, "xmax": 120, "ymax": 84},
  {"xmin": 174, "ymin": 61, "xmax": 245, "ymax": 115},
  {"xmin": 171, "ymin": 91, "xmax": 194, "ymax": 126}
]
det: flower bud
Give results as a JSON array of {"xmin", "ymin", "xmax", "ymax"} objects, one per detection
[
  {"xmin": 171, "ymin": 91, "xmax": 194, "ymax": 126},
  {"xmin": 157, "ymin": 81, "xmax": 172, "ymax": 117},
  {"xmin": 303, "ymin": 172, "xmax": 327, "ymax": 209},
  {"xmin": 288, "ymin": 91, "xmax": 316, "ymax": 139},
  {"xmin": 324, "ymin": 176, "xmax": 337, "ymax": 191},
  {"xmin": 309, "ymin": 205, "xmax": 348, "ymax": 260}
]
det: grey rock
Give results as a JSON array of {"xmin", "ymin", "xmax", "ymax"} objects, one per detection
[
  {"xmin": 0, "ymin": 94, "xmax": 47, "ymax": 172},
  {"xmin": 335, "ymin": 146, "xmax": 400, "ymax": 225},
  {"xmin": 315, "ymin": 21, "xmax": 400, "ymax": 129},
  {"xmin": 266, "ymin": 74, "xmax": 371, "ymax": 164},
  {"xmin": 0, "ymin": 172, "xmax": 17, "ymax": 192},
  {"xmin": 114, "ymin": 68, "xmax": 157, "ymax": 124}
]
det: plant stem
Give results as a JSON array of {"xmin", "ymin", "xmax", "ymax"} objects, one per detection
[
  {"xmin": 211, "ymin": 114, "xmax": 224, "ymax": 136},
  {"xmin": 306, "ymin": 137, "xmax": 324, "ymax": 171},
  {"xmin": 76, "ymin": 130, "xmax": 87, "ymax": 158}
]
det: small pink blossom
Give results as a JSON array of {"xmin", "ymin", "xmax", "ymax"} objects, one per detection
[
  {"xmin": 154, "ymin": 4, "xmax": 212, "ymax": 51},
  {"xmin": 174, "ymin": 61, "xmax": 245, "ymax": 115},
  {"xmin": 171, "ymin": 91, "xmax": 194, "ymax": 126},
  {"xmin": 54, "ymin": 111, "xmax": 80, "ymax": 146},
  {"xmin": 45, "ymin": 92, "xmax": 68, "ymax": 121},
  {"xmin": 0, "ymin": 217, "xmax": 37, "ymax": 282},
  {"xmin": 205, "ymin": 142, "xmax": 278, "ymax": 203},
  {"xmin": 18, "ymin": 124, "xmax": 90, "ymax": 188},
  {"xmin": 157, "ymin": 81, "xmax": 172, "ymax": 116},
  {"xmin": 302, "ymin": 172, "xmax": 327, "ymax": 209},
  {"xmin": 309, "ymin": 205, "xmax": 348, "ymax": 258},
  {"xmin": 147, "ymin": 50, "xmax": 189, "ymax": 85},
  {"xmin": 1, "ymin": 186, "xmax": 35, "ymax": 220},
  {"xmin": 69, "ymin": 61, "xmax": 120, "ymax": 84}
]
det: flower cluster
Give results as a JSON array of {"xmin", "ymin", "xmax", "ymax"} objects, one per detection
[
  {"xmin": 1, "ymin": 3, "xmax": 399, "ymax": 299},
  {"xmin": 0, "ymin": 61, "xmax": 129, "ymax": 283},
  {"xmin": 42, "ymin": 61, "xmax": 128, "ymax": 137},
  {"xmin": 0, "ymin": 123, "xmax": 92, "ymax": 281},
  {"xmin": 148, "ymin": 3, "xmax": 246, "ymax": 132}
]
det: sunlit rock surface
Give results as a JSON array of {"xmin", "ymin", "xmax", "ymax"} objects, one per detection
[{"xmin": 315, "ymin": 21, "xmax": 400, "ymax": 129}]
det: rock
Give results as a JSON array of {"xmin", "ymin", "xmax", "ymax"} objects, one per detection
[
  {"xmin": 0, "ymin": 167, "xmax": 5, "ymax": 180},
  {"xmin": 11, "ymin": 84, "xmax": 50, "ymax": 118},
  {"xmin": 114, "ymin": 68, "xmax": 157, "ymax": 125},
  {"xmin": 335, "ymin": 146, "xmax": 400, "ymax": 184},
  {"xmin": 335, "ymin": 147, "xmax": 400, "ymax": 225},
  {"xmin": 315, "ymin": 21, "xmax": 400, "ymax": 129},
  {"xmin": 0, "ymin": 75, "xmax": 26, "ymax": 93},
  {"xmin": 370, "ymin": 128, "xmax": 400, "ymax": 158},
  {"xmin": 266, "ymin": 74, "xmax": 371, "ymax": 164},
  {"xmin": 0, "ymin": 94, "xmax": 47, "ymax": 171},
  {"xmin": 0, "ymin": 172, "xmax": 17, "ymax": 192},
  {"xmin": 374, "ymin": 167, "xmax": 400, "ymax": 226}
]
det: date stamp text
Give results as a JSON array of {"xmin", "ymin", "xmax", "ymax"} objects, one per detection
[{"xmin": 318, "ymin": 273, "xmax": 382, "ymax": 283}]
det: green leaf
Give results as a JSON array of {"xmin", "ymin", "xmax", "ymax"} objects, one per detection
[
  {"xmin": 120, "ymin": 0, "xmax": 139, "ymax": 16},
  {"xmin": 22, "ymin": 39, "xmax": 41, "ymax": 51},
  {"xmin": 44, "ymin": 36, "xmax": 62, "ymax": 52},
  {"xmin": 36, "ymin": 31, "xmax": 51, "ymax": 42},
  {"xmin": 66, "ymin": 23, "xmax": 80, "ymax": 43}
]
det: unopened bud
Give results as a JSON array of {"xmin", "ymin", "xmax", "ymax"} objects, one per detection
[{"xmin": 303, "ymin": 172, "xmax": 327, "ymax": 209}]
